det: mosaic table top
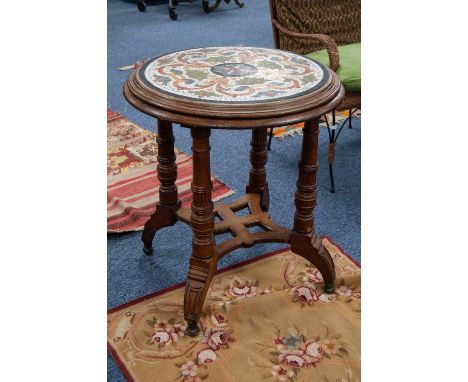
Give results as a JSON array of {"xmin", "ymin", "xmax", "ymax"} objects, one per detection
[{"xmin": 137, "ymin": 47, "xmax": 328, "ymax": 103}]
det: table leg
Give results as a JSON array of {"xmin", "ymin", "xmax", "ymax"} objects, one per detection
[
  {"xmin": 246, "ymin": 128, "xmax": 270, "ymax": 211},
  {"xmin": 141, "ymin": 120, "xmax": 181, "ymax": 255},
  {"xmin": 290, "ymin": 119, "xmax": 336, "ymax": 293},
  {"xmin": 184, "ymin": 128, "xmax": 216, "ymax": 337}
]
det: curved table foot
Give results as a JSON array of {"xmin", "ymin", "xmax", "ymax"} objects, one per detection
[
  {"xmin": 184, "ymin": 257, "xmax": 217, "ymax": 336},
  {"xmin": 290, "ymin": 233, "xmax": 336, "ymax": 292},
  {"xmin": 141, "ymin": 203, "xmax": 180, "ymax": 255}
]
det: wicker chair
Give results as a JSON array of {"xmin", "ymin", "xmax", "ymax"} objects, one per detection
[{"xmin": 268, "ymin": 0, "xmax": 361, "ymax": 192}]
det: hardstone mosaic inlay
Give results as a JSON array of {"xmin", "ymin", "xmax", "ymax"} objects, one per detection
[{"xmin": 139, "ymin": 47, "xmax": 327, "ymax": 103}]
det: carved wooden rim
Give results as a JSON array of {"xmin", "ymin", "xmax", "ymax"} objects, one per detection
[{"xmin": 124, "ymin": 59, "xmax": 344, "ymax": 129}]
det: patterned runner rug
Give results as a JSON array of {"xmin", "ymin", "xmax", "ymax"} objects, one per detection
[
  {"xmin": 107, "ymin": 110, "xmax": 234, "ymax": 232},
  {"xmin": 108, "ymin": 237, "xmax": 361, "ymax": 381},
  {"xmin": 273, "ymin": 110, "xmax": 361, "ymax": 140}
]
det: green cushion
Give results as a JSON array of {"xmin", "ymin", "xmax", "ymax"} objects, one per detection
[{"xmin": 306, "ymin": 43, "xmax": 361, "ymax": 92}]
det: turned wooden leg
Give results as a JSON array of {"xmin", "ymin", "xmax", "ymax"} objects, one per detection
[
  {"xmin": 141, "ymin": 120, "xmax": 181, "ymax": 255},
  {"xmin": 184, "ymin": 128, "xmax": 216, "ymax": 336},
  {"xmin": 246, "ymin": 128, "xmax": 270, "ymax": 211},
  {"xmin": 290, "ymin": 119, "xmax": 336, "ymax": 292}
]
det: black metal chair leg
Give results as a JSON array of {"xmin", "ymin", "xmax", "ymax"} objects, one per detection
[
  {"xmin": 327, "ymin": 119, "xmax": 336, "ymax": 193},
  {"xmin": 267, "ymin": 127, "xmax": 274, "ymax": 151},
  {"xmin": 348, "ymin": 108, "xmax": 353, "ymax": 129},
  {"xmin": 168, "ymin": 0, "xmax": 178, "ymax": 19},
  {"xmin": 137, "ymin": 0, "xmax": 146, "ymax": 11},
  {"xmin": 325, "ymin": 108, "xmax": 360, "ymax": 193},
  {"xmin": 329, "ymin": 163, "xmax": 335, "ymax": 193}
]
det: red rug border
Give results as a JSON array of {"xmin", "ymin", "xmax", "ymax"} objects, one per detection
[
  {"xmin": 107, "ymin": 236, "xmax": 359, "ymax": 381},
  {"xmin": 323, "ymin": 235, "xmax": 361, "ymax": 268},
  {"xmin": 108, "ymin": 342, "xmax": 136, "ymax": 382}
]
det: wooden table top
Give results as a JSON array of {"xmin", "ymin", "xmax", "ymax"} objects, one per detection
[{"xmin": 124, "ymin": 46, "xmax": 344, "ymax": 129}]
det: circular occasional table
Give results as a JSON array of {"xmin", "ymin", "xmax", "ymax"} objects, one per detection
[{"xmin": 124, "ymin": 46, "xmax": 344, "ymax": 336}]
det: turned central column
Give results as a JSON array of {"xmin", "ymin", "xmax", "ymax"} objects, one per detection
[
  {"xmin": 184, "ymin": 127, "xmax": 216, "ymax": 336},
  {"xmin": 293, "ymin": 119, "xmax": 320, "ymax": 235},
  {"xmin": 190, "ymin": 128, "xmax": 215, "ymax": 256}
]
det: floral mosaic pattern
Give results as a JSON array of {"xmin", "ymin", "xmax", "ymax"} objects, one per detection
[{"xmin": 139, "ymin": 47, "xmax": 326, "ymax": 102}]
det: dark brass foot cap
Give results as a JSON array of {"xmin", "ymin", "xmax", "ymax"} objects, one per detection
[
  {"xmin": 185, "ymin": 323, "xmax": 200, "ymax": 337},
  {"xmin": 324, "ymin": 282, "xmax": 335, "ymax": 294},
  {"xmin": 143, "ymin": 246, "xmax": 154, "ymax": 256}
]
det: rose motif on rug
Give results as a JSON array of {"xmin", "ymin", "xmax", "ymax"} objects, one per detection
[
  {"xmin": 280, "ymin": 250, "xmax": 361, "ymax": 314},
  {"xmin": 111, "ymin": 303, "xmax": 200, "ymax": 363},
  {"xmin": 207, "ymin": 274, "xmax": 274, "ymax": 312},
  {"xmin": 173, "ymin": 303, "xmax": 236, "ymax": 381},
  {"xmin": 145, "ymin": 317, "xmax": 187, "ymax": 348},
  {"xmin": 250, "ymin": 322, "xmax": 354, "ymax": 381}
]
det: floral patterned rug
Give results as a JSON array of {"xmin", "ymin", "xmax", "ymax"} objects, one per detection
[
  {"xmin": 107, "ymin": 237, "xmax": 361, "ymax": 381},
  {"xmin": 107, "ymin": 109, "xmax": 234, "ymax": 232}
]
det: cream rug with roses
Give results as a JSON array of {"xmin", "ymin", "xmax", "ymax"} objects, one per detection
[{"xmin": 107, "ymin": 237, "xmax": 361, "ymax": 382}]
